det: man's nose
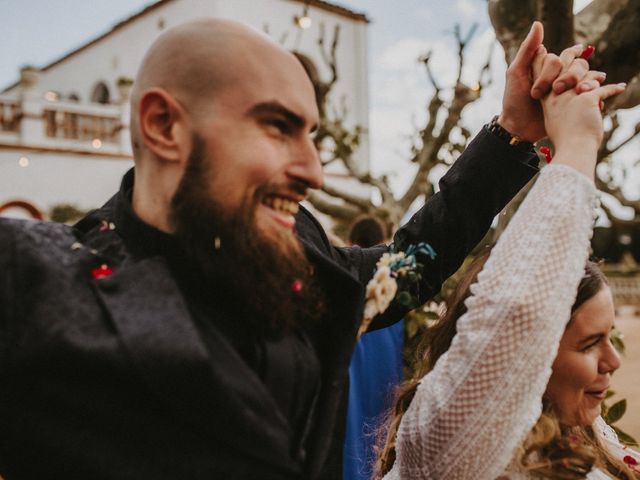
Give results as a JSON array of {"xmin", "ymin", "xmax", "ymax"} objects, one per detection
[{"xmin": 289, "ymin": 137, "xmax": 323, "ymax": 190}]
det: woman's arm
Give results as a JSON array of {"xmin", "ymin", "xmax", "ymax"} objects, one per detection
[{"xmin": 388, "ymin": 81, "xmax": 626, "ymax": 479}]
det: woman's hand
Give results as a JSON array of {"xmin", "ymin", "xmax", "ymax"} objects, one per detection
[{"xmin": 540, "ymin": 82, "xmax": 626, "ymax": 178}]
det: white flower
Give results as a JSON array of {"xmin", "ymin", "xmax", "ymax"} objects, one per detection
[
  {"xmin": 363, "ymin": 265, "xmax": 398, "ymax": 319},
  {"xmin": 373, "ymin": 275, "xmax": 397, "ymax": 313},
  {"xmin": 376, "ymin": 251, "xmax": 405, "ymax": 269},
  {"xmin": 363, "ymin": 298, "xmax": 379, "ymax": 320}
]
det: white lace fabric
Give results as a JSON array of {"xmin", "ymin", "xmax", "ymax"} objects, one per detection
[{"xmin": 384, "ymin": 165, "xmax": 598, "ymax": 479}]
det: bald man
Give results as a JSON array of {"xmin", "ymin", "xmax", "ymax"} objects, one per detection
[{"xmin": 0, "ymin": 19, "xmax": 601, "ymax": 480}]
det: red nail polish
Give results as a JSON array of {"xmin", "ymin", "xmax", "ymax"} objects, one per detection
[
  {"xmin": 291, "ymin": 279, "xmax": 303, "ymax": 293},
  {"xmin": 580, "ymin": 45, "xmax": 595, "ymax": 60},
  {"xmin": 539, "ymin": 146, "xmax": 553, "ymax": 163}
]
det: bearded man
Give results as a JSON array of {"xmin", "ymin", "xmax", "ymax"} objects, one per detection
[{"xmin": 0, "ymin": 18, "xmax": 601, "ymax": 480}]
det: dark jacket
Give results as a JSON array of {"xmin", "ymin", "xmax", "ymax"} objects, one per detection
[{"xmin": 0, "ymin": 128, "xmax": 537, "ymax": 480}]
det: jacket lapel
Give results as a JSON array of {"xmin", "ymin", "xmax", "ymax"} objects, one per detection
[
  {"xmin": 298, "ymin": 240, "xmax": 367, "ymax": 477},
  {"xmin": 92, "ymin": 256, "xmax": 300, "ymax": 474}
]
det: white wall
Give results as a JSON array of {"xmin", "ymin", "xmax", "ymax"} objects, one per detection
[
  {"xmin": 0, "ymin": 150, "xmax": 132, "ymax": 214},
  {"xmin": 1, "ymin": 0, "xmax": 370, "ymax": 212},
  {"xmin": 20, "ymin": 0, "xmax": 369, "ymax": 162}
]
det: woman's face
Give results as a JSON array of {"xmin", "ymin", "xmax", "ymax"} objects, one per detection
[{"xmin": 545, "ymin": 286, "xmax": 621, "ymax": 426}]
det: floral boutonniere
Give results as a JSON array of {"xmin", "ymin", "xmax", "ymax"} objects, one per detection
[{"xmin": 359, "ymin": 242, "xmax": 437, "ymax": 338}]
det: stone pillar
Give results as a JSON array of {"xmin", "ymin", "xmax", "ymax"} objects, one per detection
[{"xmin": 18, "ymin": 67, "xmax": 46, "ymax": 145}]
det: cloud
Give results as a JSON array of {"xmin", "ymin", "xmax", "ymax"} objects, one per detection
[
  {"xmin": 455, "ymin": 0, "xmax": 481, "ymax": 18},
  {"xmin": 369, "ymin": 25, "xmax": 505, "ymax": 184}
]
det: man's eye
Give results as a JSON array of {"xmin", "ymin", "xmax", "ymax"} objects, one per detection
[{"xmin": 266, "ymin": 119, "xmax": 291, "ymax": 135}]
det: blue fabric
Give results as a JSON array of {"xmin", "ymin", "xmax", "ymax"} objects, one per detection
[{"xmin": 343, "ymin": 320, "xmax": 404, "ymax": 480}]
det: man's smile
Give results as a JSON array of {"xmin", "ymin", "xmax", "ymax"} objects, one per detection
[{"xmin": 261, "ymin": 194, "xmax": 301, "ymax": 229}]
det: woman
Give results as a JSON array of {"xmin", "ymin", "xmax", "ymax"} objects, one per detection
[
  {"xmin": 378, "ymin": 251, "xmax": 639, "ymax": 479},
  {"xmin": 375, "ymin": 61, "xmax": 632, "ymax": 477}
]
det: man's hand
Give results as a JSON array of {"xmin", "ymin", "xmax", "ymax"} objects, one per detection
[{"xmin": 498, "ymin": 22, "xmax": 605, "ymax": 143}]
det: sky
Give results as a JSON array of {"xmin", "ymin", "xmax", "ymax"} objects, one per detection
[{"xmin": 2, "ymin": 0, "xmax": 637, "ymax": 207}]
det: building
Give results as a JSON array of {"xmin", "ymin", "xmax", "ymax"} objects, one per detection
[{"xmin": 0, "ymin": 0, "xmax": 369, "ymax": 219}]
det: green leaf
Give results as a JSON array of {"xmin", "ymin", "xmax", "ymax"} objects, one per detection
[
  {"xmin": 605, "ymin": 389, "xmax": 616, "ymax": 399},
  {"xmin": 610, "ymin": 328, "xmax": 626, "ymax": 356},
  {"xmin": 397, "ymin": 291, "xmax": 413, "ymax": 307},
  {"xmin": 606, "ymin": 399, "xmax": 627, "ymax": 424},
  {"xmin": 612, "ymin": 427, "xmax": 639, "ymax": 447}
]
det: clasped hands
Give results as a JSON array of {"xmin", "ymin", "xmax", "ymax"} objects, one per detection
[{"xmin": 499, "ymin": 21, "xmax": 626, "ymax": 173}]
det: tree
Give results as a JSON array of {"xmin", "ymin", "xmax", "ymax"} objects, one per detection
[
  {"xmin": 306, "ymin": 1, "xmax": 640, "ymax": 243},
  {"xmin": 306, "ymin": 23, "xmax": 494, "ymax": 235}
]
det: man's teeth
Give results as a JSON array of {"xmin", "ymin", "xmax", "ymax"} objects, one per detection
[{"xmin": 264, "ymin": 196, "xmax": 299, "ymax": 215}]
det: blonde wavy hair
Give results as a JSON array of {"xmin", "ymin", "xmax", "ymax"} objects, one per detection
[{"xmin": 375, "ymin": 247, "xmax": 637, "ymax": 479}]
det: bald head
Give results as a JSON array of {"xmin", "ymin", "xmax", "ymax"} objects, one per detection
[
  {"xmin": 128, "ymin": 18, "xmax": 320, "ymax": 234},
  {"xmin": 130, "ymin": 19, "xmax": 312, "ymax": 153}
]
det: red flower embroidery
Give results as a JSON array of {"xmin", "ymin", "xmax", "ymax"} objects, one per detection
[
  {"xmin": 91, "ymin": 264, "xmax": 114, "ymax": 279},
  {"xmin": 291, "ymin": 279, "xmax": 303, "ymax": 293}
]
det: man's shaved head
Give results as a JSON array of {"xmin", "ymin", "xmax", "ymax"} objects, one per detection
[
  {"xmin": 130, "ymin": 18, "xmax": 313, "ymax": 154},
  {"xmin": 129, "ymin": 17, "xmax": 321, "ymax": 237}
]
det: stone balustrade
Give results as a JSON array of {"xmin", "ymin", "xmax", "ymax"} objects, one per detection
[
  {"xmin": 0, "ymin": 91, "xmax": 131, "ymax": 156},
  {"xmin": 608, "ymin": 274, "xmax": 640, "ymax": 307}
]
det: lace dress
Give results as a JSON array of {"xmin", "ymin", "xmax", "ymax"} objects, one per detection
[{"xmin": 384, "ymin": 164, "xmax": 599, "ymax": 479}]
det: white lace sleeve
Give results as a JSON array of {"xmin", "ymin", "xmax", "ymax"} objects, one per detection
[{"xmin": 385, "ymin": 164, "xmax": 597, "ymax": 480}]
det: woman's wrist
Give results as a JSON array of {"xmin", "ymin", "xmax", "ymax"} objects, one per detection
[{"xmin": 552, "ymin": 141, "xmax": 598, "ymax": 180}]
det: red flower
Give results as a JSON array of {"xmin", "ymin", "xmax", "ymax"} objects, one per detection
[
  {"xmin": 291, "ymin": 279, "xmax": 303, "ymax": 293},
  {"xmin": 91, "ymin": 264, "xmax": 114, "ymax": 279},
  {"xmin": 623, "ymin": 455, "xmax": 638, "ymax": 466}
]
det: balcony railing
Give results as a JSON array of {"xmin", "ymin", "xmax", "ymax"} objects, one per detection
[
  {"xmin": 0, "ymin": 99, "xmax": 21, "ymax": 133},
  {"xmin": 0, "ymin": 91, "xmax": 131, "ymax": 156}
]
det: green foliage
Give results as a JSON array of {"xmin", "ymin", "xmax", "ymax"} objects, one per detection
[
  {"xmin": 49, "ymin": 203, "xmax": 89, "ymax": 224},
  {"xmin": 602, "ymin": 391, "xmax": 638, "ymax": 447},
  {"xmin": 116, "ymin": 76, "xmax": 134, "ymax": 87},
  {"xmin": 605, "ymin": 398, "xmax": 626, "ymax": 424},
  {"xmin": 610, "ymin": 328, "xmax": 626, "ymax": 356}
]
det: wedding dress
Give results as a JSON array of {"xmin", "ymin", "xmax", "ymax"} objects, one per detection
[{"xmin": 383, "ymin": 164, "xmax": 633, "ymax": 479}]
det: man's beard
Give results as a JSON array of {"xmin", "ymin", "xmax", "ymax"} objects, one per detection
[{"xmin": 169, "ymin": 133, "xmax": 325, "ymax": 335}]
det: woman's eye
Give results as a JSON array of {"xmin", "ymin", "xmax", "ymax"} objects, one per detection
[{"xmin": 581, "ymin": 338, "xmax": 601, "ymax": 352}]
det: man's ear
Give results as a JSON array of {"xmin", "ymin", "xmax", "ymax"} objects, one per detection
[{"xmin": 138, "ymin": 88, "xmax": 190, "ymax": 163}]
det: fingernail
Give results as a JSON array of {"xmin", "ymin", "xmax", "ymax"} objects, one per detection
[
  {"xmin": 618, "ymin": 82, "xmax": 627, "ymax": 88},
  {"xmin": 531, "ymin": 87, "xmax": 542, "ymax": 99},
  {"xmin": 599, "ymin": 100, "xmax": 604, "ymax": 111},
  {"xmin": 580, "ymin": 45, "xmax": 595, "ymax": 60},
  {"xmin": 539, "ymin": 146, "xmax": 553, "ymax": 164},
  {"xmin": 555, "ymin": 81, "xmax": 566, "ymax": 92}
]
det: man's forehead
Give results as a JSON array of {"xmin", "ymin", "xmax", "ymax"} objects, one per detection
[{"xmin": 214, "ymin": 73, "xmax": 318, "ymax": 125}]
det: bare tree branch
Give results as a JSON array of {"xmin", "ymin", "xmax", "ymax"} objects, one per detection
[
  {"xmin": 584, "ymin": 0, "xmax": 640, "ymax": 85},
  {"xmin": 306, "ymin": 191, "xmax": 362, "ymax": 221},
  {"xmin": 595, "ymin": 175, "xmax": 640, "ymax": 213},
  {"xmin": 537, "ymin": 0, "xmax": 575, "ymax": 53},
  {"xmin": 318, "ymin": 23, "xmax": 339, "ymax": 90},
  {"xmin": 320, "ymin": 183, "xmax": 372, "ymax": 210},
  {"xmin": 488, "ymin": 0, "xmax": 537, "ymax": 64},
  {"xmin": 609, "ymin": 73, "xmax": 640, "ymax": 111},
  {"xmin": 418, "ymin": 51, "xmax": 442, "ymax": 93}
]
